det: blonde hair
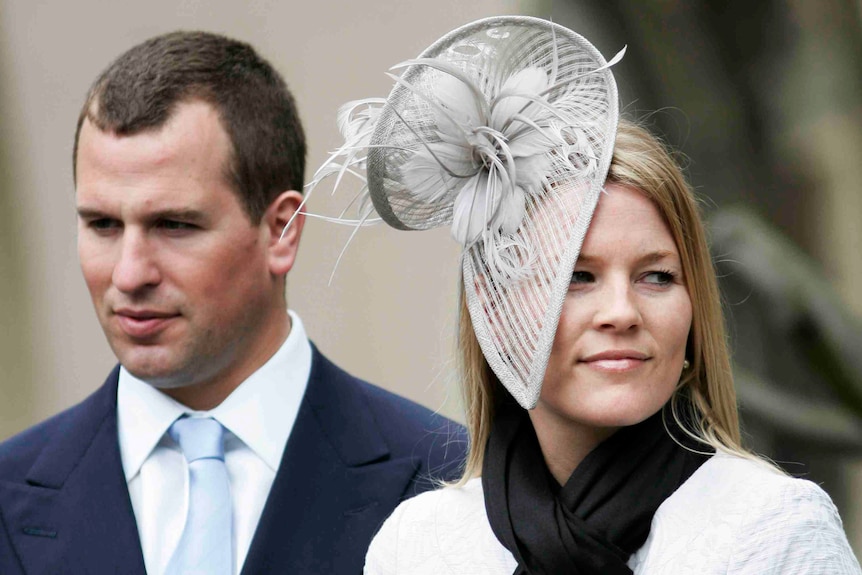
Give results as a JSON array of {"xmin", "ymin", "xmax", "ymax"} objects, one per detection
[{"xmin": 457, "ymin": 119, "xmax": 749, "ymax": 481}]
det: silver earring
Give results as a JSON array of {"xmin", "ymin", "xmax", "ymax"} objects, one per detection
[{"xmin": 682, "ymin": 359, "xmax": 690, "ymax": 371}]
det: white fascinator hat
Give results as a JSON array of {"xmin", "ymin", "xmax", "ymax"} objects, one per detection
[{"xmin": 304, "ymin": 15, "xmax": 622, "ymax": 409}]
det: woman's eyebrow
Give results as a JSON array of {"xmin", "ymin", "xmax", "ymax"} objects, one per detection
[
  {"xmin": 575, "ymin": 250, "xmax": 679, "ymax": 266},
  {"xmin": 638, "ymin": 250, "xmax": 678, "ymax": 265}
]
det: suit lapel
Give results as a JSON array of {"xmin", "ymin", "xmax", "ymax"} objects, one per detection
[
  {"xmin": 242, "ymin": 347, "xmax": 420, "ymax": 574},
  {"xmin": 0, "ymin": 368, "xmax": 146, "ymax": 575}
]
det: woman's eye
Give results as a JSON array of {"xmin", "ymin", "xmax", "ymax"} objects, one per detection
[
  {"xmin": 643, "ymin": 271, "xmax": 675, "ymax": 285},
  {"xmin": 570, "ymin": 271, "xmax": 595, "ymax": 284}
]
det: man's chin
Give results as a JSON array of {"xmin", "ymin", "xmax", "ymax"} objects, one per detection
[
  {"xmin": 118, "ymin": 353, "xmax": 193, "ymax": 390},
  {"xmin": 123, "ymin": 367, "xmax": 188, "ymax": 389}
]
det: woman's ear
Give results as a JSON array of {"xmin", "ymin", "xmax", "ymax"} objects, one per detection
[{"xmin": 263, "ymin": 190, "xmax": 305, "ymax": 276}]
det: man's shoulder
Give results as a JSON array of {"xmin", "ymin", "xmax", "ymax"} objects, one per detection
[
  {"xmin": 0, "ymin": 368, "xmax": 118, "ymax": 481},
  {"xmin": 360, "ymin": 377, "xmax": 465, "ymax": 464},
  {"xmin": 0, "ymin": 403, "xmax": 85, "ymax": 481},
  {"xmin": 309, "ymin": 347, "xmax": 467, "ymax": 484},
  {"xmin": 353, "ymin": 376, "xmax": 458, "ymax": 436}
]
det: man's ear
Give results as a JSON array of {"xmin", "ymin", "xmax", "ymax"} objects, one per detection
[{"xmin": 263, "ymin": 190, "xmax": 305, "ymax": 276}]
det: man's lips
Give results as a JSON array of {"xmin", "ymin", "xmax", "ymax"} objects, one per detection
[
  {"xmin": 579, "ymin": 350, "xmax": 650, "ymax": 372},
  {"xmin": 113, "ymin": 309, "xmax": 179, "ymax": 338}
]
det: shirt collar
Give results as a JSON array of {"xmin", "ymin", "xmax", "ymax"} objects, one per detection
[{"xmin": 117, "ymin": 309, "xmax": 312, "ymax": 481}]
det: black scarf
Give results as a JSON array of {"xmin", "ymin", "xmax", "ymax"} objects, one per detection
[{"xmin": 482, "ymin": 399, "xmax": 711, "ymax": 575}]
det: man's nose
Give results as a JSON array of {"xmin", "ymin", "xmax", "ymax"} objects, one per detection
[{"xmin": 112, "ymin": 231, "xmax": 161, "ymax": 293}]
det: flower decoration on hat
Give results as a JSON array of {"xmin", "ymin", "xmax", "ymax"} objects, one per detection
[{"xmin": 398, "ymin": 64, "xmax": 559, "ymax": 247}]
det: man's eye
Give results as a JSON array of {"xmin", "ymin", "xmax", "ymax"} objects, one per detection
[
  {"xmin": 570, "ymin": 271, "xmax": 595, "ymax": 284},
  {"xmin": 159, "ymin": 220, "xmax": 196, "ymax": 231},
  {"xmin": 89, "ymin": 218, "xmax": 120, "ymax": 231}
]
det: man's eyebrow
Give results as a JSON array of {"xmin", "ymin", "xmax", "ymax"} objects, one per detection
[
  {"xmin": 76, "ymin": 207, "xmax": 109, "ymax": 220},
  {"xmin": 75, "ymin": 208, "xmax": 208, "ymax": 222},
  {"xmin": 146, "ymin": 209, "xmax": 208, "ymax": 222}
]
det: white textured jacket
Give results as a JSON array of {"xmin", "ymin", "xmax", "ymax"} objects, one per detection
[{"xmin": 365, "ymin": 453, "xmax": 861, "ymax": 574}]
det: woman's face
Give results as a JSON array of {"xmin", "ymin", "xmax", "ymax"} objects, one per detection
[{"xmin": 533, "ymin": 183, "xmax": 692, "ymax": 436}]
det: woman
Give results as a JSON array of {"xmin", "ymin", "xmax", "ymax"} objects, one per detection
[
  {"xmin": 366, "ymin": 120, "xmax": 861, "ymax": 573},
  {"xmin": 304, "ymin": 15, "xmax": 861, "ymax": 574}
]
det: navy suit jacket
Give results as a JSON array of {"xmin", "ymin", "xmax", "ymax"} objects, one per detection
[{"xmin": 0, "ymin": 346, "xmax": 466, "ymax": 574}]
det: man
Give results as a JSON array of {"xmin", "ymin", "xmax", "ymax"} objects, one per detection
[{"xmin": 0, "ymin": 31, "xmax": 464, "ymax": 574}]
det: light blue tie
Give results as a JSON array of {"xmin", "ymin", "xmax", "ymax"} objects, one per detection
[{"xmin": 165, "ymin": 417, "xmax": 233, "ymax": 575}]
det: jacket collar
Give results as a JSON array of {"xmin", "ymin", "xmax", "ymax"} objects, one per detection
[{"xmin": 242, "ymin": 345, "xmax": 421, "ymax": 574}]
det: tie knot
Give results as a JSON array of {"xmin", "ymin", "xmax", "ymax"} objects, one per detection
[{"xmin": 169, "ymin": 417, "xmax": 225, "ymax": 463}]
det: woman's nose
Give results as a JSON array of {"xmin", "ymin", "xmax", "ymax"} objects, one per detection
[{"xmin": 592, "ymin": 280, "xmax": 642, "ymax": 331}]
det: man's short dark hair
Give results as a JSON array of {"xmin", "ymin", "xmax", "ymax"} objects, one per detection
[{"xmin": 73, "ymin": 31, "xmax": 306, "ymax": 223}]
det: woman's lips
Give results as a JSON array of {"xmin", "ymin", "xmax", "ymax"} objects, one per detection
[
  {"xmin": 584, "ymin": 358, "xmax": 646, "ymax": 372},
  {"xmin": 580, "ymin": 350, "xmax": 650, "ymax": 373}
]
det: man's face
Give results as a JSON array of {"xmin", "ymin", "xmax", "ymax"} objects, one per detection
[{"xmin": 76, "ymin": 101, "xmax": 286, "ymax": 394}]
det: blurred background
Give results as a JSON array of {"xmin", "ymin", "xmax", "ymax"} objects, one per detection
[{"xmin": 1, "ymin": 0, "xmax": 860, "ymax": 554}]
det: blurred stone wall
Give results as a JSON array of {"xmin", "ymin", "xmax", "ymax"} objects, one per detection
[
  {"xmin": 0, "ymin": 37, "xmax": 35, "ymax": 439},
  {"xmin": 552, "ymin": 0, "xmax": 862, "ymax": 553}
]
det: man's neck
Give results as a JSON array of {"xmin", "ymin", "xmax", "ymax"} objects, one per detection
[{"xmin": 161, "ymin": 310, "xmax": 292, "ymax": 411}]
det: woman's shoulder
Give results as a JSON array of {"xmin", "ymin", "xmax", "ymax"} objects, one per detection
[
  {"xmin": 671, "ymin": 452, "xmax": 843, "ymax": 520},
  {"xmin": 364, "ymin": 478, "xmax": 517, "ymax": 575},
  {"xmin": 631, "ymin": 453, "xmax": 861, "ymax": 574},
  {"xmin": 676, "ymin": 451, "xmax": 817, "ymax": 501},
  {"xmin": 376, "ymin": 476, "xmax": 489, "ymax": 534}
]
